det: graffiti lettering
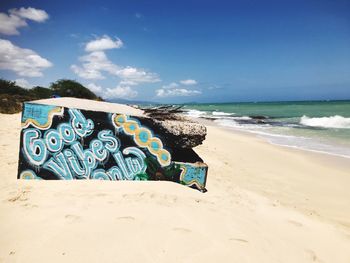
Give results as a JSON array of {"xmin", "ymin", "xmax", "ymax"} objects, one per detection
[
  {"xmin": 22, "ymin": 108, "xmax": 146, "ymax": 180},
  {"xmin": 44, "ymin": 152, "xmax": 74, "ymax": 180},
  {"xmin": 90, "ymin": 147, "xmax": 146, "ymax": 180},
  {"xmin": 23, "ymin": 129, "xmax": 48, "ymax": 166},
  {"xmin": 69, "ymin": 109, "xmax": 94, "ymax": 137}
]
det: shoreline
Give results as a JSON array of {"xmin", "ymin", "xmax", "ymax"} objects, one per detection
[
  {"xmin": 194, "ymin": 119, "xmax": 350, "ymax": 230},
  {"xmin": 196, "ymin": 116, "xmax": 350, "ymax": 161},
  {"xmin": 185, "ymin": 104, "xmax": 350, "ymax": 160}
]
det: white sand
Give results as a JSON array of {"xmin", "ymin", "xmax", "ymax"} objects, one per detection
[{"xmin": 1, "ymin": 113, "xmax": 350, "ymax": 263}]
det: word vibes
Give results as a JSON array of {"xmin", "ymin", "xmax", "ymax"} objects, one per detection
[{"xmin": 23, "ymin": 109, "xmax": 146, "ymax": 180}]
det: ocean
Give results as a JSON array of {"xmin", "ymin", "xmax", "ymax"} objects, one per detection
[{"xmin": 183, "ymin": 100, "xmax": 350, "ymax": 158}]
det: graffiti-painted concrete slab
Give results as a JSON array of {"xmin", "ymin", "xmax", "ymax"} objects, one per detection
[{"xmin": 17, "ymin": 99, "xmax": 208, "ymax": 191}]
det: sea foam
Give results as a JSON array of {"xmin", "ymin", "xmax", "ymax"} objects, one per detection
[
  {"xmin": 212, "ymin": 111, "xmax": 232, "ymax": 116},
  {"xmin": 300, "ymin": 115, "xmax": 350, "ymax": 129},
  {"xmin": 186, "ymin": 109, "xmax": 207, "ymax": 118}
]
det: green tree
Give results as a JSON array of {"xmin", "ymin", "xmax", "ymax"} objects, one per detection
[
  {"xmin": 29, "ymin": 86, "xmax": 53, "ymax": 99},
  {"xmin": 0, "ymin": 78, "xmax": 29, "ymax": 95},
  {"xmin": 50, "ymin": 79, "xmax": 98, "ymax": 99}
]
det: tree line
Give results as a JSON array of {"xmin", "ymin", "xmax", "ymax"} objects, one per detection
[{"xmin": 0, "ymin": 79, "xmax": 102, "ymax": 114}]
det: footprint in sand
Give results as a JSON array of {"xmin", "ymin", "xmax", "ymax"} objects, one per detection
[
  {"xmin": 7, "ymin": 189, "xmax": 30, "ymax": 202},
  {"xmin": 288, "ymin": 220, "xmax": 303, "ymax": 227},
  {"xmin": 21, "ymin": 203, "xmax": 38, "ymax": 208},
  {"xmin": 65, "ymin": 214, "xmax": 81, "ymax": 222}
]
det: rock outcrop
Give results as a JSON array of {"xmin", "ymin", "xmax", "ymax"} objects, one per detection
[{"xmin": 140, "ymin": 105, "xmax": 207, "ymax": 148}]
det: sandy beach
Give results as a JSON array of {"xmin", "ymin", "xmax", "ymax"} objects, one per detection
[{"xmin": 1, "ymin": 113, "xmax": 350, "ymax": 263}]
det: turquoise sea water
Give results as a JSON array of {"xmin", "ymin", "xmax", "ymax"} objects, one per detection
[{"xmin": 183, "ymin": 100, "xmax": 350, "ymax": 158}]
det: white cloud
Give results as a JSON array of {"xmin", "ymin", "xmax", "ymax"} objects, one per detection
[
  {"xmin": 71, "ymin": 50, "xmax": 160, "ymax": 84},
  {"xmin": 72, "ymin": 35, "xmax": 161, "ymax": 100},
  {"xmin": 9, "ymin": 7, "xmax": 49, "ymax": 22},
  {"xmin": 0, "ymin": 13, "xmax": 27, "ymax": 35},
  {"xmin": 71, "ymin": 51, "xmax": 118, "ymax": 79},
  {"xmin": 105, "ymin": 85, "xmax": 138, "ymax": 99},
  {"xmin": 156, "ymin": 87, "xmax": 201, "ymax": 97},
  {"xmin": 15, "ymin": 78, "xmax": 31, "ymax": 88},
  {"xmin": 71, "ymin": 64, "xmax": 104, "ymax": 79},
  {"xmin": 0, "ymin": 39, "xmax": 52, "ymax": 77},
  {"xmin": 180, "ymin": 79, "xmax": 197, "ymax": 85},
  {"xmin": 87, "ymin": 82, "xmax": 137, "ymax": 99},
  {"xmin": 117, "ymin": 66, "xmax": 160, "ymax": 85},
  {"xmin": 0, "ymin": 7, "xmax": 49, "ymax": 35},
  {"xmin": 87, "ymin": 83, "xmax": 103, "ymax": 94},
  {"xmin": 85, "ymin": 35, "xmax": 123, "ymax": 52},
  {"xmin": 156, "ymin": 81, "xmax": 201, "ymax": 97},
  {"xmin": 162, "ymin": 82, "xmax": 179, "ymax": 89}
]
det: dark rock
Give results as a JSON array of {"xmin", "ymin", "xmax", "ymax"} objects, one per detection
[
  {"xmin": 140, "ymin": 105, "xmax": 207, "ymax": 149},
  {"xmin": 138, "ymin": 117, "xmax": 207, "ymax": 149},
  {"xmin": 249, "ymin": 115, "xmax": 268, "ymax": 120}
]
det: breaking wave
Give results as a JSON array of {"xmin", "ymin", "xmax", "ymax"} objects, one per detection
[
  {"xmin": 185, "ymin": 109, "xmax": 207, "ymax": 118},
  {"xmin": 300, "ymin": 115, "xmax": 350, "ymax": 129},
  {"xmin": 212, "ymin": 111, "xmax": 233, "ymax": 116}
]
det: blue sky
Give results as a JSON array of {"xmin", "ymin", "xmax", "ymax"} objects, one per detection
[{"xmin": 0, "ymin": 0, "xmax": 349, "ymax": 103}]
